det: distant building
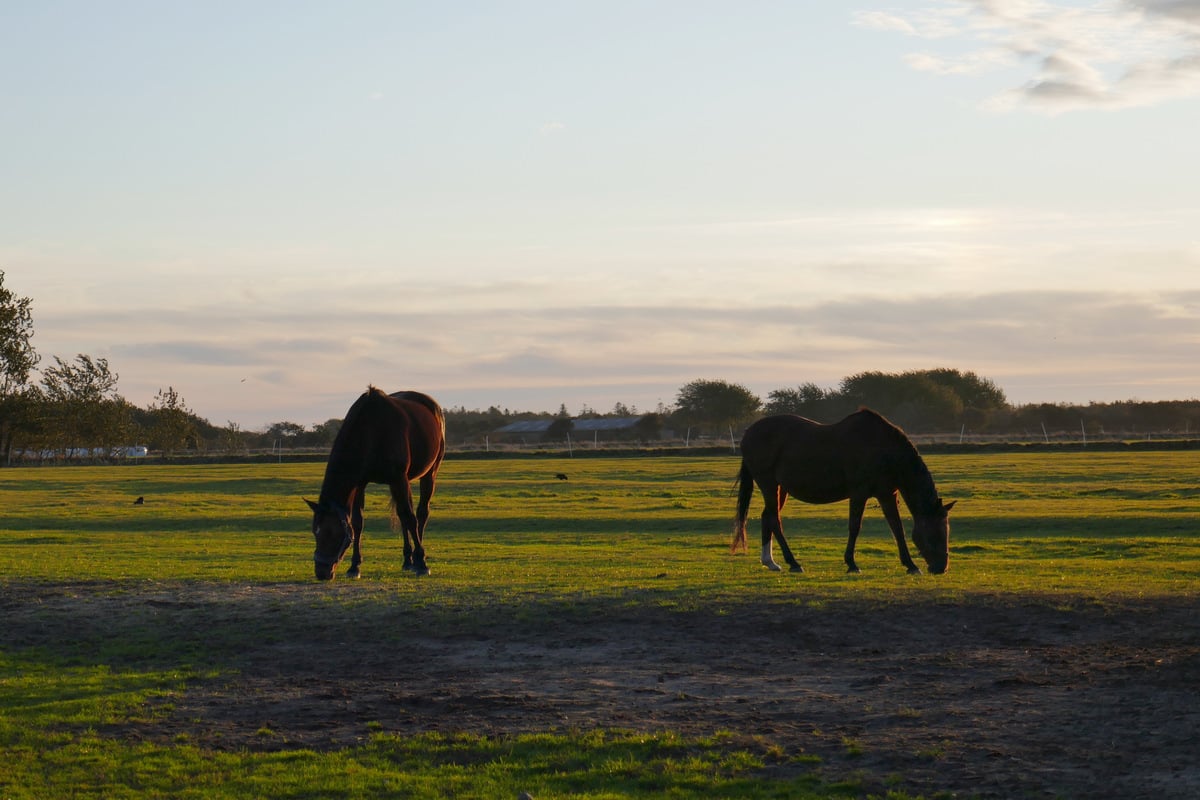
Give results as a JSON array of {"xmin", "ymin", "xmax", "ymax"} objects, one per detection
[{"xmin": 493, "ymin": 415, "xmax": 661, "ymax": 442}]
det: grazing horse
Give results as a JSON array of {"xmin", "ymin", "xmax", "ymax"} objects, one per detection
[
  {"xmin": 733, "ymin": 409, "xmax": 954, "ymax": 575},
  {"xmin": 306, "ymin": 387, "xmax": 445, "ymax": 580}
]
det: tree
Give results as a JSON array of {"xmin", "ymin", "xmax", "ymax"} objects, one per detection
[
  {"xmin": 839, "ymin": 370, "xmax": 962, "ymax": 432},
  {"xmin": 633, "ymin": 413, "xmax": 664, "ymax": 440},
  {"xmin": 266, "ymin": 421, "xmax": 306, "ymax": 442},
  {"xmin": 923, "ymin": 368, "xmax": 1007, "ymax": 411},
  {"xmin": 764, "ymin": 382, "xmax": 836, "ymax": 418},
  {"xmin": 0, "ymin": 271, "xmax": 38, "ymax": 396},
  {"xmin": 837, "ymin": 368, "xmax": 1008, "ymax": 431},
  {"xmin": 548, "ymin": 403, "xmax": 574, "ymax": 440},
  {"xmin": 310, "ymin": 418, "xmax": 343, "ymax": 446},
  {"xmin": 674, "ymin": 379, "xmax": 761, "ymax": 435},
  {"xmin": 38, "ymin": 354, "xmax": 130, "ymax": 456},
  {"xmin": 220, "ymin": 420, "xmax": 247, "ymax": 454},
  {"xmin": 148, "ymin": 386, "xmax": 197, "ymax": 455},
  {"xmin": 0, "ymin": 271, "xmax": 40, "ymax": 462}
]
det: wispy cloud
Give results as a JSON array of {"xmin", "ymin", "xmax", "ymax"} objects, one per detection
[
  {"xmin": 855, "ymin": 0, "xmax": 1200, "ymax": 113},
  {"xmin": 30, "ymin": 288, "xmax": 1200, "ymax": 426}
]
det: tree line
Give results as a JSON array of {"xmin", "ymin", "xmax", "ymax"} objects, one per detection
[
  {"xmin": 4, "ymin": 271, "xmax": 1199, "ymax": 461},
  {"xmin": 458, "ymin": 371, "xmax": 1200, "ymax": 445}
]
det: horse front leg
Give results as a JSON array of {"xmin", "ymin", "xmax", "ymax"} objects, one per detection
[
  {"xmin": 347, "ymin": 488, "xmax": 365, "ymax": 579},
  {"xmin": 879, "ymin": 491, "xmax": 920, "ymax": 574},
  {"xmin": 844, "ymin": 496, "xmax": 868, "ymax": 574}
]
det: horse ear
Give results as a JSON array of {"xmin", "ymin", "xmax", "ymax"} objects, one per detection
[
  {"xmin": 304, "ymin": 498, "xmax": 320, "ymax": 513},
  {"xmin": 942, "ymin": 500, "xmax": 957, "ymax": 513}
]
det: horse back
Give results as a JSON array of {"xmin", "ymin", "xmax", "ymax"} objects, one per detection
[
  {"xmin": 740, "ymin": 412, "xmax": 903, "ymax": 503},
  {"xmin": 331, "ymin": 388, "xmax": 444, "ymax": 484}
]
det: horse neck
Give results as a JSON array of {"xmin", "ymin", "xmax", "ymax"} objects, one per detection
[
  {"xmin": 893, "ymin": 450, "xmax": 941, "ymax": 517},
  {"xmin": 317, "ymin": 461, "xmax": 359, "ymax": 508},
  {"xmin": 317, "ymin": 421, "xmax": 365, "ymax": 507}
]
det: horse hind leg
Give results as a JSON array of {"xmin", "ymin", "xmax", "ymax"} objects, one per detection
[
  {"xmin": 392, "ymin": 482, "xmax": 428, "ymax": 576},
  {"xmin": 761, "ymin": 488, "xmax": 803, "ymax": 573},
  {"xmin": 415, "ymin": 470, "xmax": 437, "ymax": 541},
  {"xmin": 759, "ymin": 507, "xmax": 781, "ymax": 571}
]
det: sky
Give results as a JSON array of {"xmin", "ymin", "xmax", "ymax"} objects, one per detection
[{"xmin": 3, "ymin": 0, "xmax": 1200, "ymax": 430}]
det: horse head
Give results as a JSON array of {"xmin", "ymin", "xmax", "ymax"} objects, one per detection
[
  {"xmin": 306, "ymin": 498, "xmax": 353, "ymax": 581},
  {"xmin": 911, "ymin": 499, "xmax": 955, "ymax": 575}
]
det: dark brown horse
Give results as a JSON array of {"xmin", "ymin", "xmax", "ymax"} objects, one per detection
[
  {"xmin": 733, "ymin": 409, "xmax": 954, "ymax": 575},
  {"xmin": 306, "ymin": 387, "xmax": 445, "ymax": 580}
]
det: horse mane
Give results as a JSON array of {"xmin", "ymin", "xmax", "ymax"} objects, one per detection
[{"xmin": 323, "ymin": 389, "xmax": 379, "ymax": 471}]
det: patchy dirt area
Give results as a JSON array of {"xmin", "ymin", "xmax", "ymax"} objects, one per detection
[{"xmin": 8, "ymin": 583, "xmax": 1200, "ymax": 799}]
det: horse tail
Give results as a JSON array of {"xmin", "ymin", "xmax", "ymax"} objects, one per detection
[{"xmin": 731, "ymin": 460, "xmax": 754, "ymax": 554}]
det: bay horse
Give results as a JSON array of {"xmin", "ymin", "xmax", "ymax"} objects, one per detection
[
  {"xmin": 733, "ymin": 409, "xmax": 954, "ymax": 575},
  {"xmin": 306, "ymin": 387, "xmax": 445, "ymax": 580}
]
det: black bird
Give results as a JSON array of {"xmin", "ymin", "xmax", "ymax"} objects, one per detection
[{"xmin": 133, "ymin": 496, "xmax": 144, "ymax": 505}]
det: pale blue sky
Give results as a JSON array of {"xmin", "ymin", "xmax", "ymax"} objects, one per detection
[{"xmin": 3, "ymin": 1, "xmax": 1199, "ymax": 428}]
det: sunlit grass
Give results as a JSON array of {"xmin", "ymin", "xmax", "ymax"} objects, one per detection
[{"xmin": 3, "ymin": 453, "xmax": 1196, "ymax": 597}]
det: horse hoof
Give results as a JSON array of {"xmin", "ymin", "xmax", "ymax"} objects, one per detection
[
  {"xmin": 907, "ymin": 566, "xmax": 922, "ymax": 575},
  {"xmin": 347, "ymin": 568, "xmax": 361, "ymax": 579},
  {"xmin": 846, "ymin": 566, "xmax": 862, "ymax": 574},
  {"xmin": 789, "ymin": 564, "xmax": 804, "ymax": 573},
  {"xmin": 763, "ymin": 562, "xmax": 782, "ymax": 572}
]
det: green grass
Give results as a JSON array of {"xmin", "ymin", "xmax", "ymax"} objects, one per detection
[{"xmin": 1, "ymin": 451, "xmax": 1198, "ymax": 798}]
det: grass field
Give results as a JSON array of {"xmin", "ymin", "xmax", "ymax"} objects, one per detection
[{"xmin": 1, "ymin": 451, "xmax": 1198, "ymax": 798}]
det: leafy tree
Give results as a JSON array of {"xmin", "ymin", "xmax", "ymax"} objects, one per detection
[
  {"xmin": 633, "ymin": 413, "xmax": 664, "ymax": 440},
  {"xmin": 220, "ymin": 420, "xmax": 247, "ymax": 454},
  {"xmin": 0, "ymin": 271, "xmax": 38, "ymax": 396},
  {"xmin": 763, "ymin": 382, "xmax": 837, "ymax": 418},
  {"xmin": 38, "ymin": 354, "xmax": 130, "ymax": 456},
  {"xmin": 310, "ymin": 418, "xmax": 343, "ymax": 445},
  {"xmin": 923, "ymin": 368, "xmax": 1007, "ymax": 411},
  {"xmin": 836, "ymin": 368, "xmax": 1008, "ymax": 431},
  {"xmin": 0, "ymin": 271, "xmax": 40, "ymax": 462},
  {"xmin": 674, "ymin": 379, "xmax": 761, "ymax": 435},
  {"xmin": 266, "ymin": 421, "xmax": 306, "ymax": 441},
  {"xmin": 839, "ymin": 370, "xmax": 962, "ymax": 432},
  {"xmin": 148, "ymin": 386, "xmax": 197, "ymax": 455}
]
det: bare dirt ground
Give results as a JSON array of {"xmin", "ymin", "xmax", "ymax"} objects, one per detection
[{"xmin": 8, "ymin": 583, "xmax": 1200, "ymax": 799}]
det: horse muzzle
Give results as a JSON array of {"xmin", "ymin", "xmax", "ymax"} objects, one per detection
[{"xmin": 313, "ymin": 552, "xmax": 341, "ymax": 581}]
